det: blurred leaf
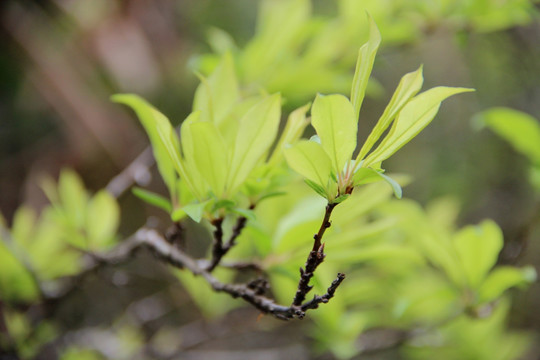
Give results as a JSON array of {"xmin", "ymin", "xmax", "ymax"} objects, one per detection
[
  {"xmin": 453, "ymin": 220, "xmax": 503, "ymax": 288},
  {"xmin": 479, "ymin": 265, "xmax": 536, "ymax": 303},
  {"xmin": 357, "ymin": 66, "xmax": 423, "ymax": 161},
  {"xmin": 311, "ymin": 94, "xmax": 357, "ymax": 175},
  {"xmin": 227, "ymin": 94, "xmax": 281, "ymax": 192},
  {"xmin": 132, "ymin": 187, "xmax": 172, "ymax": 213},
  {"xmin": 351, "ymin": 15, "xmax": 381, "ymax": 119},
  {"xmin": 231, "ymin": 208, "xmax": 256, "ymax": 221},
  {"xmin": 206, "ymin": 27, "xmax": 237, "ymax": 55},
  {"xmin": 190, "ymin": 121, "xmax": 229, "ymax": 198},
  {"xmin": 85, "ymin": 190, "xmax": 120, "ymax": 250},
  {"xmin": 172, "ymin": 201, "xmax": 210, "ymax": 223},
  {"xmin": 58, "ymin": 169, "xmax": 88, "ymax": 229},
  {"xmin": 11, "ymin": 206, "xmax": 36, "ymax": 249},
  {"xmin": 365, "ymin": 87, "xmax": 474, "ymax": 167},
  {"xmin": 284, "ymin": 140, "xmax": 333, "ymax": 195},
  {"xmin": 241, "ymin": 0, "xmax": 310, "ymax": 80},
  {"xmin": 475, "ymin": 107, "xmax": 540, "ymax": 166},
  {"xmin": 0, "ymin": 240, "xmax": 39, "ymax": 303},
  {"xmin": 61, "ymin": 348, "xmax": 104, "ymax": 360}
]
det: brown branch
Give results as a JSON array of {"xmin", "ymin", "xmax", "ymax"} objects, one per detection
[
  {"xmin": 127, "ymin": 228, "xmax": 342, "ymax": 320},
  {"xmin": 106, "ymin": 146, "xmax": 155, "ymax": 198},
  {"xmin": 292, "ymin": 202, "xmax": 338, "ymax": 306},
  {"xmin": 206, "ymin": 205, "xmax": 254, "ymax": 272}
]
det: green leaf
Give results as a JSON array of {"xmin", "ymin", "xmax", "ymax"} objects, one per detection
[
  {"xmin": 364, "ymin": 86, "xmax": 474, "ymax": 167},
  {"xmin": 311, "ymin": 94, "xmax": 357, "ymax": 174},
  {"xmin": 478, "ymin": 266, "xmax": 536, "ymax": 304},
  {"xmin": 241, "ymin": 0, "xmax": 310, "ymax": 81},
  {"xmin": 304, "ymin": 179, "xmax": 329, "ymax": 198},
  {"xmin": 132, "ymin": 187, "xmax": 172, "ymax": 213},
  {"xmin": 58, "ymin": 169, "xmax": 88, "ymax": 229},
  {"xmin": 371, "ymin": 170, "xmax": 403, "ymax": 199},
  {"xmin": 112, "ymin": 94, "xmax": 179, "ymax": 197},
  {"xmin": 284, "ymin": 140, "xmax": 333, "ymax": 192},
  {"xmin": 190, "ymin": 121, "xmax": 229, "ymax": 198},
  {"xmin": 268, "ymin": 103, "xmax": 311, "ymax": 167},
  {"xmin": 227, "ymin": 94, "xmax": 281, "ymax": 192},
  {"xmin": 172, "ymin": 201, "xmax": 210, "ymax": 223},
  {"xmin": 180, "ymin": 112, "xmax": 210, "ymax": 198},
  {"xmin": 0, "ymin": 240, "xmax": 39, "ymax": 303},
  {"xmin": 193, "ymin": 52, "xmax": 240, "ymax": 125},
  {"xmin": 332, "ymin": 194, "xmax": 350, "ymax": 204},
  {"xmin": 453, "ymin": 220, "xmax": 503, "ymax": 288},
  {"xmin": 357, "ymin": 66, "xmax": 424, "ymax": 161},
  {"xmin": 112, "ymin": 94, "xmax": 201, "ymax": 200},
  {"xmin": 11, "ymin": 207, "xmax": 36, "ymax": 249},
  {"xmin": 475, "ymin": 107, "xmax": 540, "ymax": 165},
  {"xmin": 85, "ymin": 190, "xmax": 119, "ymax": 250},
  {"xmin": 352, "ymin": 167, "xmax": 383, "ymax": 186},
  {"xmin": 206, "ymin": 27, "xmax": 237, "ymax": 55},
  {"xmin": 351, "ymin": 15, "xmax": 381, "ymax": 119},
  {"xmin": 231, "ymin": 208, "xmax": 256, "ymax": 221}
]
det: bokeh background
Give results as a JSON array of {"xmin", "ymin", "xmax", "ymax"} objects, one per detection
[{"xmin": 1, "ymin": 0, "xmax": 540, "ymax": 359}]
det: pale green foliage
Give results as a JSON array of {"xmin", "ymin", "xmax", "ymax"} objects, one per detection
[
  {"xmin": 195, "ymin": 0, "xmax": 537, "ymax": 106},
  {"xmin": 241, "ymin": 179, "xmax": 534, "ymax": 358},
  {"xmin": 115, "ymin": 55, "xmax": 303, "ymax": 222},
  {"xmin": 311, "ymin": 94, "xmax": 357, "ymax": 177},
  {"xmin": 476, "ymin": 107, "xmax": 540, "ymax": 192},
  {"xmin": 404, "ymin": 300, "xmax": 532, "ymax": 360},
  {"xmin": 0, "ymin": 170, "xmax": 121, "ymax": 304},
  {"xmin": 351, "ymin": 15, "xmax": 381, "ymax": 119},
  {"xmin": 284, "ymin": 20, "xmax": 473, "ymax": 201}
]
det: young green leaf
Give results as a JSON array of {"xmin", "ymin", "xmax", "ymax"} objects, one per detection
[
  {"xmin": 180, "ymin": 112, "xmax": 210, "ymax": 198},
  {"xmin": 112, "ymin": 94, "xmax": 178, "ymax": 197},
  {"xmin": 85, "ymin": 190, "xmax": 119, "ymax": 250},
  {"xmin": 193, "ymin": 52, "xmax": 240, "ymax": 125},
  {"xmin": 311, "ymin": 94, "xmax": 357, "ymax": 175},
  {"xmin": 350, "ymin": 15, "xmax": 381, "ymax": 119},
  {"xmin": 478, "ymin": 265, "xmax": 536, "ymax": 304},
  {"xmin": 58, "ymin": 169, "xmax": 88, "ymax": 229},
  {"xmin": 364, "ymin": 86, "xmax": 474, "ymax": 167},
  {"xmin": 453, "ymin": 220, "xmax": 503, "ymax": 288},
  {"xmin": 112, "ymin": 94, "xmax": 201, "ymax": 200},
  {"xmin": 371, "ymin": 170, "xmax": 403, "ymax": 199},
  {"xmin": 132, "ymin": 187, "xmax": 172, "ymax": 213},
  {"xmin": 356, "ymin": 66, "xmax": 424, "ymax": 162},
  {"xmin": 171, "ymin": 200, "xmax": 210, "ymax": 223},
  {"xmin": 190, "ymin": 121, "xmax": 229, "ymax": 198},
  {"xmin": 268, "ymin": 102, "xmax": 311, "ymax": 167},
  {"xmin": 0, "ymin": 241, "xmax": 39, "ymax": 303},
  {"xmin": 284, "ymin": 140, "xmax": 332, "ymax": 193},
  {"xmin": 475, "ymin": 107, "xmax": 540, "ymax": 165},
  {"xmin": 227, "ymin": 94, "xmax": 281, "ymax": 193}
]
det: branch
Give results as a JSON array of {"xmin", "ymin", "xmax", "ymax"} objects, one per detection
[
  {"xmin": 206, "ymin": 205, "xmax": 254, "ymax": 272},
  {"xmin": 292, "ymin": 202, "xmax": 338, "ymax": 306},
  {"xmin": 106, "ymin": 146, "xmax": 155, "ymax": 198},
  {"xmin": 124, "ymin": 228, "xmax": 342, "ymax": 320}
]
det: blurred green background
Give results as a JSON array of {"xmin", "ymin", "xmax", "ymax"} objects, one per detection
[{"xmin": 1, "ymin": 0, "xmax": 539, "ymax": 359}]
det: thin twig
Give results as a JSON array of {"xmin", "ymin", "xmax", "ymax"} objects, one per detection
[
  {"xmin": 106, "ymin": 146, "xmax": 155, "ymax": 198},
  {"xmin": 206, "ymin": 205, "xmax": 254, "ymax": 272},
  {"xmin": 128, "ymin": 228, "xmax": 342, "ymax": 320},
  {"xmin": 292, "ymin": 202, "xmax": 338, "ymax": 307}
]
